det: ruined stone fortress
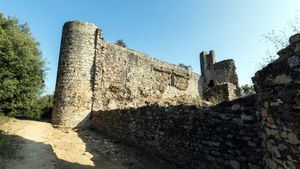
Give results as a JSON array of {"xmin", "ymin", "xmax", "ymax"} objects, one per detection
[{"xmin": 52, "ymin": 21, "xmax": 300, "ymax": 169}]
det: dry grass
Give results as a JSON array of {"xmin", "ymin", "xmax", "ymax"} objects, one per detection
[
  {"xmin": 208, "ymin": 96, "xmax": 224, "ymax": 105},
  {"xmin": 158, "ymin": 95, "xmax": 211, "ymax": 106}
]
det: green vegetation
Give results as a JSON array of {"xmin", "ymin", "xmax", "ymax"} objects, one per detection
[
  {"xmin": 0, "ymin": 12, "xmax": 46, "ymax": 119},
  {"xmin": 0, "ymin": 113, "xmax": 9, "ymax": 125},
  {"xmin": 178, "ymin": 63, "xmax": 192, "ymax": 71},
  {"xmin": 241, "ymin": 84, "xmax": 255, "ymax": 96},
  {"xmin": 115, "ymin": 39, "xmax": 126, "ymax": 47},
  {"xmin": 37, "ymin": 94, "xmax": 53, "ymax": 119}
]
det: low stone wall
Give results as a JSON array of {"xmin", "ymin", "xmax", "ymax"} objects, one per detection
[
  {"xmin": 252, "ymin": 33, "xmax": 300, "ymax": 169},
  {"xmin": 92, "ymin": 95, "xmax": 262, "ymax": 169}
]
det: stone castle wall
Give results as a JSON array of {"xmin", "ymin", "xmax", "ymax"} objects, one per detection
[
  {"xmin": 92, "ymin": 95, "xmax": 262, "ymax": 169},
  {"xmin": 52, "ymin": 21, "xmax": 201, "ymax": 128},
  {"xmin": 91, "ymin": 33, "xmax": 300, "ymax": 168},
  {"xmin": 203, "ymin": 82, "xmax": 240, "ymax": 101},
  {"xmin": 52, "ymin": 20, "xmax": 300, "ymax": 168},
  {"xmin": 252, "ymin": 34, "xmax": 300, "ymax": 169},
  {"xmin": 210, "ymin": 59, "xmax": 239, "ymax": 86},
  {"xmin": 92, "ymin": 39, "xmax": 201, "ymax": 111}
]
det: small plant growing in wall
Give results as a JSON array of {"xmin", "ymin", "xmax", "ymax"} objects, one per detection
[
  {"xmin": 208, "ymin": 96, "xmax": 223, "ymax": 105},
  {"xmin": 178, "ymin": 63, "xmax": 192, "ymax": 70},
  {"xmin": 115, "ymin": 39, "xmax": 126, "ymax": 48}
]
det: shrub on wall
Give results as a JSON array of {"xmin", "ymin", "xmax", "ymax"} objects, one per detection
[{"xmin": 115, "ymin": 39, "xmax": 126, "ymax": 47}]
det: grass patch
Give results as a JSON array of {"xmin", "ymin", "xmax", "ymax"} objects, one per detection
[
  {"xmin": 0, "ymin": 114, "xmax": 9, "ymax": 125},
  {"xmin": 0, "ymin": 114, "xmax": 14, "ymax": 169}
]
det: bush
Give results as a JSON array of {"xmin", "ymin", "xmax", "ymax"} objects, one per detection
[
  {"xmin": 14, "ymin": 94, "xmax": 53, "ymax": 120},
  {"xmin": 115, "ymin": 39, "xmax": 126, "ymax": 47},
  {"xmin": 0, "ymin": 12, "xmax": 45, "ymax": 118},
  {"xmin": 38, "ymin": 95, "xmax": 53, "ymax": 119},
  {"xmin": 0, "ymin": 113, "xmax": 9, "ymax": 125},
  {"xmin": 178, "ymin": 63, "xmax": 192, "ymax": 70}
]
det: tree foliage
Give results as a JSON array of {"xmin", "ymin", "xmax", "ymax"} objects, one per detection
[
  {"xmin": 241, "ymin": 84, "xmax": 255, "ymax": 96},
  {"xmin": 115, "ymin": 39, "xmax": 126, "ymax": 47},
  {"xmin": 0, "ymin": 13, "xmax": 45, "ymax": 118},
  {"xmin": 37, "ymin": 94, "xmax": 53, "ymax": 119}
]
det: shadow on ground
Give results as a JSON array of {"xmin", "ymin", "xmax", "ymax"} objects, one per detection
[
  {"xmin": 0, "ymin": 123, "xmax": 175, "ymax": 169},
  {"xmin": 76, "ymin": 129, "xmax": 175, "ymax": 169},
  {"xmin": 0, "ymin": 132, "xmax": 92, "ymax": 169}
]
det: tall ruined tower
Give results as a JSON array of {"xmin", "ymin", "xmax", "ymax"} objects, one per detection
[
  {"xmin": 52, "ymin": 21, "xmax": 101, "ymax": 128},
  {"xmin": 200, "ymin": 50, "xmax": 216, "ymax": 87},
  {"xmin": 200, "ymin": 50, "xmax": 240, "ymax": 101}
]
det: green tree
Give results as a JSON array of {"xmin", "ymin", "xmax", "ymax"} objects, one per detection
[
  {"xmin": 115, "ymin": 39, "xmax": 126, "ymax": 48},
  {"xmin": 37, "ymin": 94, "xmax": 53, "ymax": 119},
  {"xmin": 0, "ymin": 13, "xmax": 45, "ymax": 118},
  {"xmin": 241, "ymin": 84, "xmax": 255, "ymax": 96}
]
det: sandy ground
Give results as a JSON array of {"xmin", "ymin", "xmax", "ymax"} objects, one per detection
[{"xmin": 0, "ymin": 119, "xmax": 174, "ymax": 169}]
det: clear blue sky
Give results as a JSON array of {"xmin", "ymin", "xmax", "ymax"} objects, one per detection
[{"xmin": 0, "ymin": 0, "xmax": 299, "ymax": 94}]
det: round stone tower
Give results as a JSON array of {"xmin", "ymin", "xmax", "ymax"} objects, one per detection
[{"xmin": 52, "ymin": 21, "xmax": 99, "ymax": 128}]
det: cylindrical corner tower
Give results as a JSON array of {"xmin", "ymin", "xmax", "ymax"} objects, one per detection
[{"xmin": 52, "ymin": 21, "xmax": 99, "ymax": 128}]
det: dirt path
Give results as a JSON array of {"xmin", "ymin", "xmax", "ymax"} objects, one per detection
[
  {"xmin": 1, "ymin": 119, "xmax": 58, "ymax": 169},
  {"xmin": 0, "ymin": 119, "xmax": 174, "ymax": 169}
]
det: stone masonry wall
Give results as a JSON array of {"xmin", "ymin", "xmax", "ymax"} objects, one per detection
[
  {"xmin": 200, "ymin": 52, "xmax": 241, "ymax": 102},
  {"xmin": 252, "ymin": 33, "xmax": 300, "ymax": 169},
  {"xmin": 203, "ymin": 82, "xmax": 240, "ymax": 102},
  {"xmin": 52, "ymin": 21, "xmax": 201, "ymax": 128},
  {"xmin": 52, "ymin": 21, "xmax": 100, "ymax": 127},
  {"xmin": 210, "ymin": 59, "xmax": 239, "ymax": 87},
  {"xmin": 92, "ymin": 37, "xmax": 201, "ymax": 111},
  {"xmin": 92, "ymin": 95, "xmax": 262, "ymax": 169}
]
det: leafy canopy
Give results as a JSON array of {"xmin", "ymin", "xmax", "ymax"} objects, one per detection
[{"xmin": 0, "ymin": 12, "xmax": 45, "ymax": 118}]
